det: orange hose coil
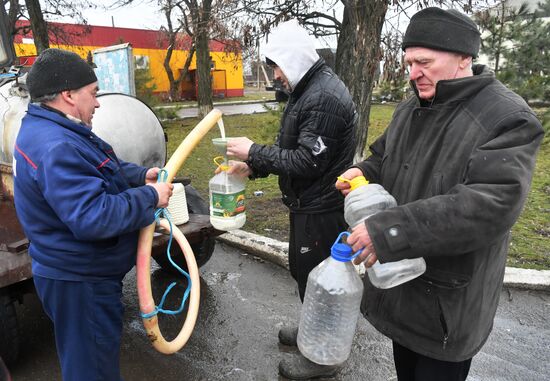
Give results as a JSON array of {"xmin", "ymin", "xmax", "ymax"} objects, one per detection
[{"xmin": 136, "ymin": 108, "xmax": 223, "ymax": 354}]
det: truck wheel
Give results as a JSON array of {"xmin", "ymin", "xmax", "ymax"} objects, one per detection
[
  {"xmin": 0, "ymin": 294, "xmax": 19, "ymax": 364},
  {"xmin": 154, "ymin": 185, "xmax": 216, "ymax": 275}
]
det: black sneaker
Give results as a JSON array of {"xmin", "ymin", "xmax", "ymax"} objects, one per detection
[
  {"xmin": 278, "ymin": 326, "xmax": 299, "ymax": 346},
  {"xmin": 279, "ymin": 353, "xmax": 341, "ymax": 380}
]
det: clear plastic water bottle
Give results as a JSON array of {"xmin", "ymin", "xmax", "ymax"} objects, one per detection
[
  {"xmin": 297, "ymin": 232, "xmax": 364, "ymax": 365},
  {"xmin": 340, "ymin": 176, "xmax": 426, "ymax": 289},
  {"xmin": 209, "ymin": 157, "xmax": 246, "ymax": 231}
]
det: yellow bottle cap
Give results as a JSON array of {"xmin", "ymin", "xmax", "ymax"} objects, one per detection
[
  {"xmin": 338, "ymin": 175, "xmax": 369, "ymax": 191},
  {"xmin": 349, "ymin": 176, "xmax": 369, "ymax": 191},
  {"xmin": 214, "ymin": 156, "xmax": 229, "ymax": 171}
]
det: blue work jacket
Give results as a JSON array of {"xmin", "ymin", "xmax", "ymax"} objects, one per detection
[{"xmin": 13, "ymin": 103, "xmax": 158, "ymax": 281}]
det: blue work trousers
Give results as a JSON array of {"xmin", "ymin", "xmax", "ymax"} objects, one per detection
[{"xmin": 34, "ymin": 275, "xmax": 125, "ymax": 381}]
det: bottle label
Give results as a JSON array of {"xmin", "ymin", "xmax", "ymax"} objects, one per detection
[{"xmin": 211, "ymin": 190, "xmax": 245, "ymax": 217}]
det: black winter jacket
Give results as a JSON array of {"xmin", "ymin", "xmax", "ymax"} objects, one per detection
[
  {"xmin": 356, "ymin": 65, "xmax": 544, "ymax": 361},
  {"xmin": 247, "ymin": 59, "xmax": 357, "ymax": 213}
]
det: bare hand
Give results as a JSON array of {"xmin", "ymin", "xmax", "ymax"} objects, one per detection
[
  {"xmin": 335, "ymin": 168, "xmax": 365, "ymax": 196},
  {"xmin": 226, "ymin": 137, "xmax": 254, "ymax": 160},
  {"xmin": 145, "ymin": 167, "xmax": 161, "ymax": 184},
  {"xmin": 147, "ymin": 182, "xmax": 174, "ymax": 208},
  {"xmin": 226, "ymin": 161, "xmax": 252, "ymax": 178},
  {"xmin": 347, "ymin": 223, "xmax": 378, "ymax": 268}
]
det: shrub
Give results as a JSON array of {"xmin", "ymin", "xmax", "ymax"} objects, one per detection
[{"xmin": 135, "ymin": 68, "xmax": 158, "ymax": 107}]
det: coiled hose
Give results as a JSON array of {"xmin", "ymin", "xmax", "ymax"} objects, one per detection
[{"xmin": 136, "ymin": 108, "xmax": 222, "ymax": 354}]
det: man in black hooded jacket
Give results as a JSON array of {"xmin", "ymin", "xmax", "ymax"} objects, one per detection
[
  {"xmin": 337, "ymin": 8, "xmax": 544, "ymax": 381},
  {"xmin": 227, "ymin": 19, "xmax": 356, "ymax": 378}
]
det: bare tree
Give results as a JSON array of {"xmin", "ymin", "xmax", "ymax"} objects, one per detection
[
  {"xmin": 24, "ymin": 0, "xmax": 49, "ymax": 53},
  {"xmin": 4, "ymin": 0, "xmax": 96, "ymax": 55},
  {"xmin": 161, "ymin": 0, "xmax": 231, "ymax": 115},
  {"xmin": 158, "ymin": 0, "xmax": 196, "ymax": 101},
  {"xmin": 184, "ymin": 0, "xmax": 214, "ymax": 117},
  {"xmin": 336, "ymin": 0, "xmax": 387, "ymax": 161},
  {"xmin": 5, "ymin": 0, "xmax": 20, "ymax": 39},
  {"xmin": 159, "ymin": 0, "xmax": 246, "ymax": 113},
  {"xmin": 115, "ymin": 0, "xmax": 241, "ymax": 116}
]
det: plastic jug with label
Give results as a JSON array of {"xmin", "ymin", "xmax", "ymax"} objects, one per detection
[{"xmin": 209, "ymin": 156, "xmax": 246, "ymax": 231}]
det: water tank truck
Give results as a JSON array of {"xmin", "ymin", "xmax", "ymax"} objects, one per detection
[{"xmin": 0, "ymin": 70, "xmax": 220, "ymax": 364}]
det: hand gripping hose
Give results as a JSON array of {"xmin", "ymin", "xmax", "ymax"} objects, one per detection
[{"xmin": 136, "ymin": 108, "xmax": 223, "ymax": 354}]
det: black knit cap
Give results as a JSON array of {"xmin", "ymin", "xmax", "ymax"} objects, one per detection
[
  {"xmin": 27, "ymin": 48, "xmax": 98, "ymax": 100},
  {"xmin": 402, "ymin": 7, "xmax": 481, "ymax": 58}
]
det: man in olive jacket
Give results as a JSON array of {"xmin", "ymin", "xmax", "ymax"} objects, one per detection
[
  {"xmin": 337, "ymin": 8, "xmax": 544, "ymax": 381},
  {"xmin": 227, "ymin": 19, "xmax": 356, "ymax": 378}
]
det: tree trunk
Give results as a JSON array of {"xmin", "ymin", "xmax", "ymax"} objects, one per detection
[
  {"xmin": 195, "ymin": 0, "xmax": 213, "ymax": 118},
  {"xmin": 177, "ymin": 44, "xmax": 196, "ymax": 98},
  {"xmin": 162, "ymin": 3, "xmax": 179, "ymax": 102},
  {"xmin": 164, "ymin": 43, "xmax": 178, "ymax": 101},
  {"xmin": 7, "ymin": 0, "xmax": 20, "ymax": 39},
  {"xmin": 25, "ymin": 0, "xmax": 49, "ymax": 54},
  {"xmin": 336, "ymin": 0, "xmax": 387, "ymax": 162},
  {"xmin": 495, "ymin": 1, "xmax": 506, "ymax": 73}
]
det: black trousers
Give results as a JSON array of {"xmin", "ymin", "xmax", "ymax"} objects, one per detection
[
  {"xmin": 288, "ymin": 210, "xmax": 348, "ymax": 301},
  {"xmin": 393, "ymin": 341, "xmax": 472, "ymax": 381}
]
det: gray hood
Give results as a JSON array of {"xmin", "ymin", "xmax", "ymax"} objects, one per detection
[{"xmin": 264, "ymin": 20, "xmax": 319, "ymax": 91}]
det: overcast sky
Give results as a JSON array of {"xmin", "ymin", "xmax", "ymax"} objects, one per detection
[
  {"xmin": 79, "ymin": 0, "xmax": 163, "ymax": 30},
  {"xmin": 78, "ymin": 1, "xmax": 342, "ymax": 48}
]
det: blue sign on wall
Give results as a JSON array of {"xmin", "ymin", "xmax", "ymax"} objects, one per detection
[{"xmin": 93, "ymin": 43, "xmax": 135, "ymax": 96}]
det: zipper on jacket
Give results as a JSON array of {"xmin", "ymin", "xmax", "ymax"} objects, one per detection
[
  {"xmin": 442, "ymin": 331, "xmax": 449, "ymax": 350},
  {"xmin": 437, "ymin": 298, "xmax": 449, "ymax": 350}
]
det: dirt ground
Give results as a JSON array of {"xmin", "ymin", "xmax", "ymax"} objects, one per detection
[{"xmin": 245, "ymin": 197, "xmax": 289, "ymax": 242}]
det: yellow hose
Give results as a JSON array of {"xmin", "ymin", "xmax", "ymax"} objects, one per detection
[{"xmin": 136, "ymin": 108, "xmax": 222, "ymax": 354}]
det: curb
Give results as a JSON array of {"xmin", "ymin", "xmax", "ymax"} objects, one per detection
[
  {"xmin": 155, "ymin": 99, "xmax": 277, "ymax": 110},
  {"xmin": 217, "ymin": 230, "xmax": 550, "ymax": 291},
  {"xmin": 217, "ymin": 229, "xmax": 289, "ymax": 270},
  {"xmin": 503, "ymin": 267, "xmax": 550, "ymax": 291}
]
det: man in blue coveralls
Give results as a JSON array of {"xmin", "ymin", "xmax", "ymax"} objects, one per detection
[{"xmin": 13, "ymin": 48, "xmax": 173, "ymax": 381}]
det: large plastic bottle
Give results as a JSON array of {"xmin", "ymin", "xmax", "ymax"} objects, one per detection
[
  {"xmin": 341, "ymin": 176, "xmax": 426, "ymax": 289},
  {"xmin": 297, "ymin": 232, "xmax": 364, "ymax": 365},
  {"xmin": 209, "ymin": 157, "xmax": 246, "ymax": 231}
]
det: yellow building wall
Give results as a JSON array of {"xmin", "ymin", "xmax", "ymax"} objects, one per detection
[
  {"xmin": 14, "ymin": 43, "xmax": 244, "ymax": 96},
  {"xmin": 211, "ymin": 51, "xmax": 244, "ymax": 91}
]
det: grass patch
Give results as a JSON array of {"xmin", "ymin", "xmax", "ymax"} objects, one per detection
[
  {"xmin": 164, "ymin": 104, "xmax": 549, "ymax": 269},
  {"xmin": 367, "ymin": 104, "xmax": 395, "ymax": 145},
  {"xmin": 507, "ymin": 110, "xmax": 550, "ymax": 270}
]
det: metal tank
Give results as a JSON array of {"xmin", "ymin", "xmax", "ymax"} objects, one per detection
[
  {"xmin": 93, "ymin": 93, "xmax": 166, "ymax": 168},
  {"xmin": 0, "ymin": 79, "xmax": 29, "ymax": 201}
]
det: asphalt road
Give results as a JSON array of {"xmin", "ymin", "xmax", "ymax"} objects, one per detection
[{"xmin": 8, "ymin": 242, "xmax": 550, "ymax": 380}]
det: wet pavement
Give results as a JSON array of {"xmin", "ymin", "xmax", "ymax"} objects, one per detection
[
  {"xmin": 176, "ymin": 102, "xmax": 280, "ymax": 119},
  {"xmin": 7, "ymin": 242, "xmax": 550, "ymax": 380}
]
